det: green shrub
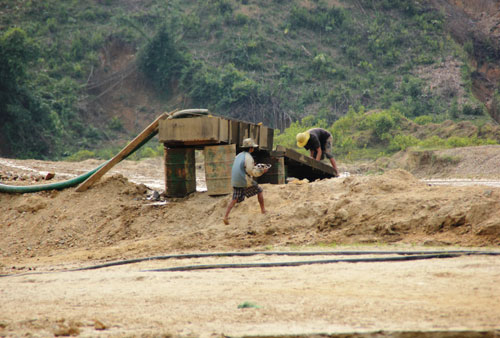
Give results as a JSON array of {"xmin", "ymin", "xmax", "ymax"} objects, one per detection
[
  {"xmin": 137, "ymin": 24, "xmax": 187, "ymax": 90},
  {"xmin": 311, "ymin": 53, "xmax": 337, "ymax": 78},
  {"xmin": 70, "ymin": 34, "xmax": 87, "ymax": 61},
  {"xmin": 0, "ymin": 27, "xmax": 63, "ymax": 158},
  {"xmin": 418, "ymin": 135, "xmax": 446, "ymax": 148},
  {"xmin": 46, "ymin": 17, "xmax": 57, "ymax": 33},
  {"xmin": 181, "ymin": 61, "xmax": 260, "ymax": 110},
  {"xmin": 414, "ymin": 115, "xmax": 433, "ymax": 125},
  {"xmin": 289, "ymin": 4, "xmax": 347, "ymax": 32},
  {"xmin": 357, "ymin": 109, "xmax": 402, "ymax": 141},
  {"xmin": 128, "ymin": 145, "xmax": 162, "ymax": 160},
  {"xmin": 388, "ymin": 134, "xmax": 419, "ymax": 151},
  {"xmin": 66, "ymin": 149, "xmax": 96, "ymax": 162},
  {"xmin": 181, "ymin": 13, "xmax": 202, "ymax": 37},
  {"xmin": 233, "ymin": 13, "xmax": 249, "ymax": 26},
  {"xmin": 444, "ymin": 136, "xmax": 497, "ymax": 148},
  {"xmin": 108, "ymin": 116, "xmax": 124, "ymax": 131},
  {"xmin": 462, "ymin": 103, "xmax": 484, "ymax": 116},
  {"xmin": 216, "ymin": 0, "xmax": 233, "ymax": 14}
]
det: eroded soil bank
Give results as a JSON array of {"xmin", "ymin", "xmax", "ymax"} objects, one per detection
[{"xmin": 1, "ymin": 147, "xmax": 500, "ymax": 337}]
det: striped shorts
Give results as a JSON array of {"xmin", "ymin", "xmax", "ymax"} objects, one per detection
[{"xmin": 232, "ymin": 185, "xmax": 263, "ymax": 203}]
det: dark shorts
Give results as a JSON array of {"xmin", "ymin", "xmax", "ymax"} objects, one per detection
[
  {"xmin": 312, "ymin": 136, "xmax": 334, "ymax": 160},
  {"xmin": 232, "ymin": 185, "xmax": 263, "ymax": 203},
  {"xmin": 324, "ymin": 136, "xmax": 334, "ymax": 159}
]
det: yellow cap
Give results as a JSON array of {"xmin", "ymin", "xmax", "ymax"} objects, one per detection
[{"xmin": 296, "ymin": 132, "xmax": 310, "ymax": 148}]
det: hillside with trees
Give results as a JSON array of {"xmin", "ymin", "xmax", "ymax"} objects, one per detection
[{"xmin": 1, "ymin": 0, "xmax": 499, "ymax": 160}]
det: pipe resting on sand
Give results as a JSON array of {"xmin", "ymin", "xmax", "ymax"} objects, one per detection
[
  {"xmin": 1, "ymin": 250, "xmax": 499, "ymax": 277},
  {"xmin": 0, "ymin": 109, "xmax": 209, "ymax": 193}
]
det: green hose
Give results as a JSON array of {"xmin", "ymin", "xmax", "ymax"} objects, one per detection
[
  {"xmin": 0, "ymin": 109, "xmax": 209, "ymax": 194},
  {"xmin": 0, "ymin": 161, "xmax": 109, "ymax": 193},
  {"xmin": 0, "ymin": 128, "xmax": 157, "ymax": 193}
]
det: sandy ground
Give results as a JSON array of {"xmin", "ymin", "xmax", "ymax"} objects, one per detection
[
  {"xmin": 1, "ymin": 252, "xmax": 499, "ymax": 337},
  {"xmin": 1, "ymin": 145, "xmax": 500, "ymax": 337}
]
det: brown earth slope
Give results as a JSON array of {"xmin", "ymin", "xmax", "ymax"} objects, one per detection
[
  {"xmin": 1, "ymin": 146, "xmax": 500, "ymax": 272},
  {"xmin": 1, "ymin": 148, "xmax": 500, "ymax": 337}
]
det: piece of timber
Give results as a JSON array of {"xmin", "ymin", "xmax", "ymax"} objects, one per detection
[
  {"xmin": 160, "ymin": 115, "xmax": 273, "ymax": 150},
  {"xmin": 258, "ymin": 126, "xmax": 273, "ymax": 151},
  {"xmin": 271, "ymin": 145, "xmax": 336, "ymax": 180},
  {"xmin": 75, "ymin": 112, "xmax": 171, "ymax": 192},
  {"xmin": 159, "ymin": 115, "xmax": 230, "ymax": 146}
]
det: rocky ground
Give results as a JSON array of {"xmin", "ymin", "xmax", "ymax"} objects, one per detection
[{"xmin": 0, "ymin": 145, "xmax": 499, "ymax": 337}]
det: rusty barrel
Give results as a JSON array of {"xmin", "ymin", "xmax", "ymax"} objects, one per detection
[
  {"xmin": 164, "ymin": 147, "xmax": 196, "ymax": 197},
  {"xmin": 266, "ymin": 156, "xmax": 285, "ymax": 184},
  {"xmin": 204, "ymin": 144, "xmax": 235, "ymax": 195}
]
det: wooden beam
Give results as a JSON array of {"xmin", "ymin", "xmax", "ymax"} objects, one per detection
[
  {"xmin": 75, "ymin": 111, "xmax": 173, "ymax": 192},
  {"xmin": 273, "ymin": 145, "xmax": 336, "ymax": 179}
]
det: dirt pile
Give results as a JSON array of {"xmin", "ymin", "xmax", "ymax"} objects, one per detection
[
  {"xmin": 385, "ymin": 145, "xmax": 500, "ymax": 178},
  {"xmin": 1, "ymin": 166, "xmax": 500, "ymax": 272}
]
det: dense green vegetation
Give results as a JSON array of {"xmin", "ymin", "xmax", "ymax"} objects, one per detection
[
  {"xmin": 275, "ymin": 107, "xmax": 497, "ymax": 161},
  {"xmin": 0, "ymin": 0, "xmax": 496, "ymax": 160}
]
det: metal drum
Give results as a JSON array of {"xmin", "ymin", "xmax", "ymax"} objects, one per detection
[
  {"xmin": 204, "ymin": 144, "xmax": 235, "ymax": 196},
  {"xmin": 164, "ymin": 147, "xmax": 196, "ymax": 197}
]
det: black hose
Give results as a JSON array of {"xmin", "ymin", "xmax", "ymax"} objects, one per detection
[
  {"xmin": 2, "ymin": 250, "xmax": 499, "ymax": 278},
  {"xmin": 70, "ymin": 250, "xmax": 500, "ymax": 272},
  {"xmin": 143, "ymin": 253, "xmax": 463, "ymax": 272}
]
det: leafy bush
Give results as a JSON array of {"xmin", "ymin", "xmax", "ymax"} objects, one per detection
[
  {"xmin": 137, "ymin": 24, "xmax": 187, "ymax": 90},
  {"xmin": 181, "ymin": 60, "xmax": 260, "ymax": 111},
  {"xmin": 358, "ymin": 109, "xmax": 402, "ymax": 141},
  {"xmin": 0, "ymin": 27, "xmax": 61, "ymax": 158},
  {"xmin": 108, "ymin": 116, "xmax": 124, "ymax": 131},
  {"xmin": 181, "ymin": 13, "xmax": 202, "ymax": 37},
  {"xmin": 232, "ymin": 13, "xmax": 249, "ymax": 26},
  {"xmin": 289, "ymin": 4, "xmax": 347, "ymax": 32},
  {"xmin": 417, "ymin": 135, "xmax": 446, "ymax": 148},
  {"xmin": 388, "ymin": 134, "xmax": 419, "ymax": 151},
  {"xmin": 444, "ymin": 136, "xmax": 496, "ymax": 148},
  {"xmin": 311, "ymin": 53, "xmax": 338, "ymax": 78},
  {"xmin": 413, "ymin": 115, "xmax": 433, "ymax": 125},
  {"xmin": 66, "ymin": 149, "xmax": 96, "ymax": 162},
  {"xmin": 462, "ymin": 103, "xmax": 484, "ymax": 116}
]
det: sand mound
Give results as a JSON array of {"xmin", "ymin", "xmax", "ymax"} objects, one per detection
[{"xmin": 1, "ymin": 169, "xmax": 499, "ymax": 270}]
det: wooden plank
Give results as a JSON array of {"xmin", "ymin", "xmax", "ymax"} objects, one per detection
[
  {"xmin": 238, "ymin": 122, "xmax": 250, "ymax": 146},
  {"xmin": 266, "ymin": 127, "xmax": 274, "ymax": 150},
  {"xmin": 269, "ymin": 149, "xmax": 285, "ymax": 157},
  {"xmin": 274, "ymin": 145, "xmax": 336, "ymax": 179},
  {"xmin": 159, "ymin": 114, "xmax": 274, "ymax": 149},
  {"xmin": 249, "ymin": 124, "xmax": 259, "ymax": 144},
  {"xmin": 76, "ymin": 112, "xmax": 171, "ymax": 192},
  {"xmin": 283, "ymin": 147, "xmax": 335, "ymax": 174},
  {"xmin": 230, "ymin": 120, "xmax": 239, "ymax": 145},
  {"xmin": 219, "ymin": 118, "xmax": 229, "ymax": 143},
  {"xmin": 259, "ymin": 126, "xmax": 267, "ymax": 150},
  {"xmin": 159, "ymin": 116, "xmax": 220, "ymax": 143},
  {"xmin": 258, "ymin": 126, "xmax": 274, "ymax": 150}
]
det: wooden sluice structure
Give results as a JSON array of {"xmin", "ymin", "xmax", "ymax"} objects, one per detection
[{"xmin": 158, "ymin": 112, "xmax": 336, "ymax": 197}]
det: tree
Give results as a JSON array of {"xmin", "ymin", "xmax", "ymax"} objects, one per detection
[{"xmin": 0, "ymin": 28, "xmax": 56, "ymax": 158}]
